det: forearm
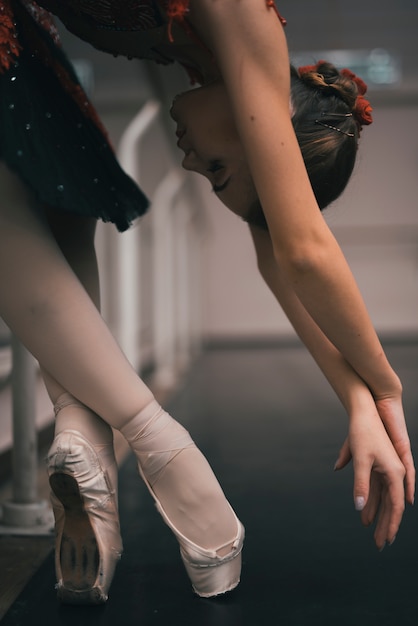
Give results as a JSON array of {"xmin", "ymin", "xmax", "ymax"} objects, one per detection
[
  {"xmin": 249, "ymin": 227, "xmax": 400, "ymax": 407},
  {"xmin": 272, "ymin": 290, "xmax": 373, "ymax": 415},
  {"xmin": 281, "ymin": 233, "xmax": 401, "ymax": 400}
]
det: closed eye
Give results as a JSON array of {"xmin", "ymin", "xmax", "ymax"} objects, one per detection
[
  {"xmin": 206, "ymin": 160, "xmax": 230, "ymax": 193},
  {"xmin": 206, "ymin": 160, "xmax": 224, "ymax": 174},
  {"xmin": 213, "ymin": 177, "xmax": 231, "ymax": 193}
]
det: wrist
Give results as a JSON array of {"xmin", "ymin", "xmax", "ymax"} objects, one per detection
[
  {"xmin": 372, "ymin": 370, "xmax": 403, "ymax": 401},
  {"xmin": 344, "ymin": 382, "xmax": 376, "ymax": 417},
  {"xmin": 363, "ymin": 351, "xmax": 402, "ymax": 400}
]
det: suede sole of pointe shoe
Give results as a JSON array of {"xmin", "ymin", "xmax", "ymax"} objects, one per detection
[{"xmin": 49, "ymin": 473, "xmax": 107, "ymax": 605}]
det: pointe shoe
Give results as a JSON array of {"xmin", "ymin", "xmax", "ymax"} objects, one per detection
[
  {"xmin": 152, "ymin": 490, "xmax": 244, "ymax": 598},
  {"xmin": 121, "ymin": 401, "xmax": 244, "ymax": 597},
  {"xmin": 47, "ymin": 418, "xmax": 122, "ymax": 604}
]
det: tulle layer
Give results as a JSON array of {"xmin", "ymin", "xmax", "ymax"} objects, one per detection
[{"xmin": 0, "ymin": 1, "xmax": 149, "ymax": 231}]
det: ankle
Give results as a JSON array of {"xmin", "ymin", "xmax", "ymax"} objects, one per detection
[
  {"xmin": 54, "ymin": 393, "xmax": 113, "ymax": 448},
  {"xmin": 118, "ymin": 397, "xmax": 160, "ymax": 437}
]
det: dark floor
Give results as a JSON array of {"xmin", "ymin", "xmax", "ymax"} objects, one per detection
[{"xmin": 1, "ymin": 340, "xmax": 418, "ymax": 625}]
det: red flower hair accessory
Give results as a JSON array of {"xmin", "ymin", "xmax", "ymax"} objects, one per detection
[
  {"xmin": 298, "ymin": 61, "xmax": 373, "ymax": 129},
  {"xmin": 340, "ymin": 68, "xmax": 373, "ymax": 126}
]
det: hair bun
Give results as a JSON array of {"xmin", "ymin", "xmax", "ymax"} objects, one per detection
[
  {"xmin": 298, "ymin": 60, "xmax": 373, "ymax": 127},
  {"xmin": 298, "ymin": 61, "xmax": 357, "ymax": 109}
]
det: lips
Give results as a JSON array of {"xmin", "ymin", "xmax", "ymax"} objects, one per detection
[
  {"xmin": 177, "ymin": 135, "xmax": 185, "ymax": 150},
  {"xmin": 176, "ymin": 128, "xmax": 191, "ymax": 154}
]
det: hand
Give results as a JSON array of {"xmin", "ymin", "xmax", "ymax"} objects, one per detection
[
  {"xmin": 374, "ymin": 394, "xmax": 415, "ymax": 505},
  {"xmin": 335, "ymin": 391, "xmax": 415, "ymax": 503},
  {"xmin": 335, "ymin": 407, "xmax": 408, "ymax": 550}
]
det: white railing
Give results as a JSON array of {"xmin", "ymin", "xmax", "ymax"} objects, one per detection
[
  {"xmin": 97, "ymin": 98, "xmax": 204, "ymax": 386},
  {"xmin": 0, "ymin": 340, "xmax": 53, "ymax": 534}
]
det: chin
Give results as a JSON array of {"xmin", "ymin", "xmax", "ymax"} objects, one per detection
[{"xmin": 170, "ymin": 88, "xmax": 195, "ymax": 115}]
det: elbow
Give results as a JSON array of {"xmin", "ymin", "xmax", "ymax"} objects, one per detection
[{"xmin": 272, "ymin": 244, "xmax": 325, "ymax": 283}]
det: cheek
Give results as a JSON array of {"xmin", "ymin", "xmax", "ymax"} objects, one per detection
[
  {"xmin": 195, "ymin": 111, "xmax": 241, "ymax": 156},
  {"xmin": 177, "ymin": 85, "xmax": 235, "ymax": 132}
]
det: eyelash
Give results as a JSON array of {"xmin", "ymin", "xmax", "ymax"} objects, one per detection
[{"xmin": 206, "ymin": 160, "xmax": 224, "ymax": 174}]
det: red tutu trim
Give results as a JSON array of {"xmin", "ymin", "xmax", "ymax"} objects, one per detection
[
  {"xmin": 166, "ymin": 0, "xmax": 190, "ymax": 42},
  {"xmin": 0, "ymin": 0, "xmax": 23, "ymax": 73}
]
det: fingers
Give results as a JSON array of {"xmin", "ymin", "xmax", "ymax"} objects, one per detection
[
  {"xmin": 386, "ymin": 441, "xmax": 414, "ymax": 506},
  {"xmin": 334, "ymin": 437, "xmax": 352, "ymax": 471},
  {"xmin": 352, "ymin": 458, "xmax": 371, "ymax": 513},
  {"xmin": 374, "ymin": 397, "xmax": 415, "ymax": 505},
  {"xmin": 352, "ymin": 457, "xmax": 405, "ymax": 549},
  {"xmin": 398, "ymin": 447, "xmax": 415, "ymax": 506},
  {"xmin": 362, "ymin": 464, "xmax": 406, "ymax": 550},
  {"xmin": 373, "ymin": 479, "xmax": 405, "ymax": 550},
  {"xmin": 387, "ymin": 437, "xmax": 415, "ymax": 506},
  {"xmin": 404, "ymin": 455, "xmax": 416, "ymax": 506},
  {"xmin": 360, "ymin": 472, "xmax": 380, "ymax": 527}
]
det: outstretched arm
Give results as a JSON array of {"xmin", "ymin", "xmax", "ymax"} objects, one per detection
[
  {"xmin": 189, "ymin": 0, "xmax": 402, "ymax": 403},
  {"xmin": 249, "ymin": 225, "xmax": 414, "ymax": 548}
]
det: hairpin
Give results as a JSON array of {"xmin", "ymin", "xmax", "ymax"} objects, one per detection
[{"xmin": 315, "ymin": 112, "xmax": 355, "ymax": 137}]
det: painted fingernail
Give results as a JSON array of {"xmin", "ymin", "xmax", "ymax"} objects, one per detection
[{"xmin": 355, "ymin": 496, "xmax": 365, "ymax": 511}]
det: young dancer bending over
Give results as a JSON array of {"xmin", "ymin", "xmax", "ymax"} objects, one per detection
[{"xmin": 0, "ymin": 0, "xmax": 413, "ymax": 604}]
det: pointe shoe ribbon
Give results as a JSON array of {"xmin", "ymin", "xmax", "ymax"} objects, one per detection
[{"xmin": 121, "ymin": 400, "xmax": 244, "ymax": 597}]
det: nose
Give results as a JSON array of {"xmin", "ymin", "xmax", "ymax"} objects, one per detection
[{"xmin": 181, "ymin": 150, "xmax": 201, "ymax": 172}]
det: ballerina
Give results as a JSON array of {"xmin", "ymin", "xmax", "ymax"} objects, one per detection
[{"xmin": 0, "ymin": 0, "xmax": 413, "ymax": 604}]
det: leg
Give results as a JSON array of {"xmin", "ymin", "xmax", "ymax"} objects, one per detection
[
  {"xmin": 16, "ymin": 185, "xmax": 124, "ymax": 603},
  {"xmin": 0, "ymin": 163, "xmax": 153, "ymax": 422},
  {"xmin": 35, "ymin": 207, "xmax": 120, "ymax": 493},
  {"xmin": 40, "ymin": 209, "xmax": 102, "ymax": 404},
  {"xmin": 0, "ymin": 163, "xmax": 243, "ymax": 596},
  {"xmin": 37, "ymin": 209, "xmax": 117, "ymax": 486}
]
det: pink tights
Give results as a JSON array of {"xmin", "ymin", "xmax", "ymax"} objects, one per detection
[{"xmin": 0, "ymin": 163, "xmax": 237, "ymax": 551}]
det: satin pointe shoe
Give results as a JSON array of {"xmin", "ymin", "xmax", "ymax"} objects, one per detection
[
  {"xmin": 121, "ymin": 400, "xmax": 244, "ymax": 598},
  {"xmin": 152, "ymin": 492, "xmax": 244, "ymax": 598},
  {"xmin": 47, "ymin": 397, "xmax": 123, "ymax": 604}
]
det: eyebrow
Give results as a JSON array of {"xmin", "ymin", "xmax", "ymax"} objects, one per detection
[{"xmin": 213, "ymin": 176, "xmax": 232, "ymax": 194}]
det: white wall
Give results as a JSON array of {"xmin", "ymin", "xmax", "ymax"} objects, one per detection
[{"xmin": 200, "ymin": 104, "xmax": 418, "ymax": 340}]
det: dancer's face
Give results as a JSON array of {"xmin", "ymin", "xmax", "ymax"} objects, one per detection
[{"xmin": 170, "ymin": 81, "xmax": 256, "ymax": 218}]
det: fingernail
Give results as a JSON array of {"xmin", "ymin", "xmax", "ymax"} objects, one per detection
[
  {"xmin": 333, "ymin": 461, "xmax": 339, "ymax": 471},
  {"xmin": 379, "ymin": 542, "xmax": 387, "ymax": 552},
  {"xmin": 389, "ymin": 535, "xmax": 396, "ymax": 546},
  {"xmin": 355, "ymin": 496, "xmax": 365, "ymax": 511}
]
